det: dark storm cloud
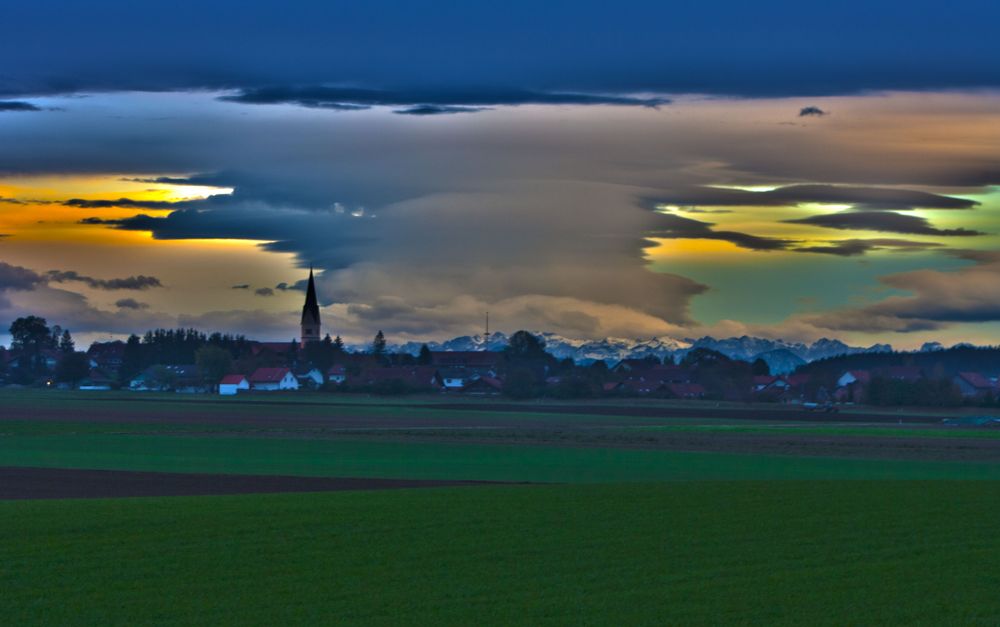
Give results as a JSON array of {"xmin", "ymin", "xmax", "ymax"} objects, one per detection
[
  {"xmin": 347, "ymin": 297, "xmax": 417, "ymax": 320},
  {"xmin": 3, "ymin": 1, "xmax": 1000, "ymax": 98},
  {"xmin": 651, "ymin": 212, "xmax": 794, "ymax": 251},
  {"xmin": 647, "ymin": 185, "xmax": 978, "ymax": 211},
  {"xmin": 0, "ymin": 101, "xmax": 41, "ymax": 112},
  {"xmin": 784, "ymin": 211, "xmax": 984, "ymax": 236},
  {"xmin": 393, "ymin": 105, "xmax": 491, "ymax": 116},
  {"xmin": 7, "ymin": 83, "xmax": 1000, "ymax": 341},
  {"xmin": 121, "ymin": 175, "xmax": 221, "ymax": 186},
  {"xmin": 799, "ymin": 106, "xmax": 827, "ymax": 117},
  {"xmin": 114, "ymin": 298, "xmax": 149, "ymax": 310},
  {"xmin": 64, "ymin": 197, "xmax": 187, "ymax": 209},
  {"xmin": 0, "ymin": 262, "xmax": 44, "ymax": 291},
  {"xmin": 793, "ymin": 238, "xmax": 944, "ymax": 256},
  {"xmin": 221, "ymin": 86, "xmax": 669, "ymax": 110},
  {"xmin": 46, "ymin": 270, "xmax": 164, "ymax": 290}
]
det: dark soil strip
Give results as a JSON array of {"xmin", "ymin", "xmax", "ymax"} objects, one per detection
[
  {"xmin": 2, "ymin": 393, "xmax": 957, "ymax": 424},
  {"xmin": 0, "ymin": 467, "xmax": 505, "ymax": 500},
  {"xmin": 422, "ymin": 403, "xmax": 950, "ymax": 424}
]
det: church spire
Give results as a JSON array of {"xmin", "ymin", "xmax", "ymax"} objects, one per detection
[{"xmin": 300, "ymin": 266, "xmax": 321, "ymax": 345}]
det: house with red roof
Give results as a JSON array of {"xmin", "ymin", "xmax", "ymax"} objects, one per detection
[
  {"xmin": 218, "ymin": 374, "xmax": 249, "ymax": 396},
  {"xmin": 460, "ymin": 376, "xmax": 503, "ymax": 395},
  {"xmin": 837, "ymin": 370, "xmax": 871, "ymax": 388},
  {"xmin": 354, "ymin": 366, "xmax": 443, "ymax": 391},
  {"xmin": 665, "ymin": 382, "xmax": 706, "ymax": 399},
  {"xmin": 248, "ymin": 367, "xmax": 299, "ymax": 391},
  {"xmin": 834, "ymin": 370, "xmax": 871, "ymax": 403},
  {"xmin": 752, "ymin": 375, "xmax": 789, "ymax": 393},
  {"xmin": 953, "ymin": 372, "xmax": 994, "ymax": 398}
]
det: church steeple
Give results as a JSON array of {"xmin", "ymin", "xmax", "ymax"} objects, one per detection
[{"xmin": 300, "ymin": 267, "xmax": 321, "ymax": 345}]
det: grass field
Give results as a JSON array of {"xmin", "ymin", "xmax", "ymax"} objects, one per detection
[
  {"xmin": 4, "ymin": 433, "xmax": 1000, "ymax": 482},
  {"xmin": 3, "ymin": 392, "xmax": 1000, "ymax": 624},
  {"xmin": 3, "ymin": 482, "xmax": 999, "ymax": 625}
]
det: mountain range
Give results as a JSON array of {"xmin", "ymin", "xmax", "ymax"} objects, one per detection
[{"xmin": 376, "ymin": 332, "xmax": 904, "ymax": 374}]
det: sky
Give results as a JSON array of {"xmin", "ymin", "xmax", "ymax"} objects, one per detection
[{"xmin": 1, "ymin": 1, "xmax": 1000, "ymax": 349}]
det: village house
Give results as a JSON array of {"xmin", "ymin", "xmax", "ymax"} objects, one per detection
[
  {"xmin": 439, "ymin": 367, "xmax": 474, "ymax": 390},
  {"xmin": 218, "ymin": 374, "xmax": 250, "ymax": 396},
  {"xmin": 130, "ymin": 365, "xmax": 206, "ymax": 393},
  {"xmin": 952, "ymin": 372, "xmax": 994, "ymax": 398},
  {"xmin": 353, "ymin": 366, "xmax": 443, "ymax": 392},
  {"xmin": 78, "ymin": 368, "xmax": 115, "ymax": 391},
  {"xmin": 665, "ymin": 382, "xmax": 706, "ymax": 399},
  {"xmin": 249, "ymin": 367, "xmax": 299, "ymax": 391},
  {"xmin": 837, "ymin": 370, "xmax": 871, "ymax": 388},
  {"xmin": 459, "ymin": 376, "xmax": 503, "ymax": 395},
  {"xmin": 752, "ymin": 375, "xmax": 789, "ymax": 393},
  {"xmin": 294, "ymin": 367, "xmax": 324, "ymax": 389}
]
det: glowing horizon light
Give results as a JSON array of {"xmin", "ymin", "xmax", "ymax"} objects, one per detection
[
  {"xmin": 706, "ymin": 184, "xmax": 783, "ymax": 192},
  {"xmin": 800, "ymin": 203, "xmax": 854, "ymax": 212},
  {"xmin": 159, "ymin": 184, "xmax": 234, "ymax": 201}
]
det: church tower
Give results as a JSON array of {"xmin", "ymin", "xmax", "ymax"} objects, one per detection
[{"xmin": 300, "ymin": 267, "xmax": 321, "ymax": 346}]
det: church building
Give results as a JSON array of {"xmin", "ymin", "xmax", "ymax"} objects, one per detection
[{"xmin": 300, "ymin": 268, "xmax": 321, "ymax": 346}]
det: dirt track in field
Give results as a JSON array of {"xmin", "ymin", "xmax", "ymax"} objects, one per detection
[
  {"xmin": 0, "ymin": 397, "xmax": 955, "ymax": 429},
  {"xmin": 0, "ymin": 467, "xmax": 502, "ymax": 500}
]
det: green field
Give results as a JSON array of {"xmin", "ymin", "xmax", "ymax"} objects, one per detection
[
  {"xmin": 3, "ymin": 433, "xmax": 1000, "ymax": 482},
  {"xmin": 3, "ymin": 392, "xmax": 1000, "ymax": 624},
  {"xmin": 3, "ymin": 482, "xmax": 999, "ymax": 625}
]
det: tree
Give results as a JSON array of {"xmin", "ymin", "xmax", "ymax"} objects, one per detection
[
  {"xmin": 59, "ymin": 329, "xmax": 75, "ymax": 354},
  {"xmin": 681, "ymin": 348, "xmax": 753, "ymax": 401},
  {"xmin": 417, "ymin": 344, "xmax": 433, "ymax": 365},
  {"xmin": 680, "ymin": 348, "xmax": 731, "ymax": 369},
  {"xmin": 506, "ymin": 330, "xmax": 547, "ymax": 361},
  {"xmin": 751, "ymin": 357, "xmax": 770, "ymax": 376},
  {"xmin": 9, "ymin": 315, "xmax": 53, "ymax": 376},
  {"xmin": 371, "ymin": 330, "xmax": 386, "ymax": 356},
  {"xmin": 195, "ymin": 345, "xmax": 233, "ymax": 385},
  {"xmin": 333, "ymin": 335, "xmax": 345, "ymax": 352},
  {"xmin": 120, "ymin": 334, "xmax": 143, "ymax": 383},
  {"xmin": 55, "ymin": 352, "xmax": 90, "ymax": 386},
  {"xmin": 11, "ymin": 316, "xmax": 52, "ymax": 352}
]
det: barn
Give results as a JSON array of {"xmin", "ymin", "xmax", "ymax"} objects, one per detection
[{"xmin": 218, "ymin": 374, "xmax": 249, "ymax": 396}]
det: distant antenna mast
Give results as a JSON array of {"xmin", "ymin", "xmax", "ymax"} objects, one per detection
[{"xmin": 484, "ymin": 311, "xmax": 490, "ymax": 351}]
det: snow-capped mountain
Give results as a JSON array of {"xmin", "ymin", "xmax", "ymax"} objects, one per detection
[
  {"xmin": 393, "ymin": 332, "xmax": 510, "ymax": 355},
  {"xmin": 753, "ymin": 349, "xmax": 806, "ymax": 375},
  {"xmin": 381, "ymin": 331, "xmax": 899, "ymax": 373}
]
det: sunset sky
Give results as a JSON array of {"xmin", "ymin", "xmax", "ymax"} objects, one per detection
[{"xmin": 2, "ymin": 1, "xmax": 999, "ymax": 348}]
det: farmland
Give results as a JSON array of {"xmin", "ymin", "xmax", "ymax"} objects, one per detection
[{"xmin": 2, "ymin": 391, "xmax": 999, "ymax": 624}]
